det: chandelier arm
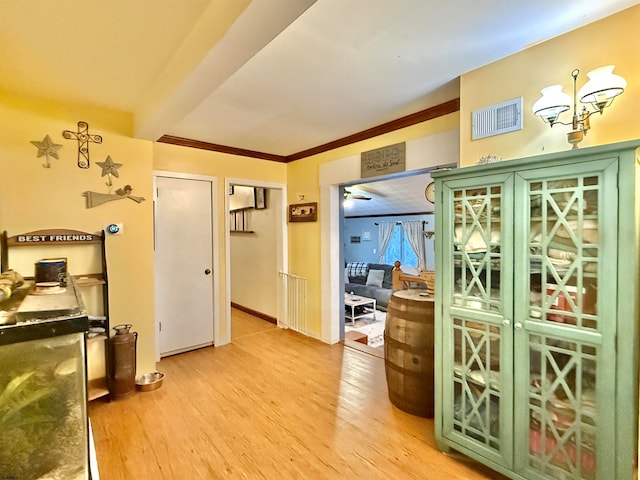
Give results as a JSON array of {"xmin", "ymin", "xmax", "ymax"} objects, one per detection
[
  {"xmin": 549, "ymin": 119, "xmax": 573, "ymax": 127},
  {"xmin": 581, "ymin": 109, "xmax": 595, "ymax": 121},
  {"xmin": 571, "ymin": 69, "xmax": 580, "ymax": 114}
]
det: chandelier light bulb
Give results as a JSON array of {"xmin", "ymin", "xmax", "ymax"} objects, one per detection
[
  {"xmin": 532, "ymin": 85, "xmax": 571, "ymax": 125},
  {"xmin": 578, "ymin": 65, "xmax": 626, "ymax": 113}
]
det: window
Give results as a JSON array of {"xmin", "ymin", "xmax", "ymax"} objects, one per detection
[{"xmin": 384, "ymin": 225, "xmax": 418, "ymax": 266}]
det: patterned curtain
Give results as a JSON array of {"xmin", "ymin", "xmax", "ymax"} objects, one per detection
[
  {"xmin": 378, "ymin": 222, "xmax": 396, "ymax": 263},
  {"xmin": 402, "ymin": 220, "xmax": 426, "ymax": 270}
]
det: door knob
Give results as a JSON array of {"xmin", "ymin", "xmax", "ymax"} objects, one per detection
[{"xmin": 204, "ymin": 268, "xmax": 211, "ymax": 275}]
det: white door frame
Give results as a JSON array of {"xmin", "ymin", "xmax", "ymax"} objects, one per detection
[
  {"xmin": 319, "ymin": 129, "xmax": 461, "ymax": 344},
  {"xmin": 153, "ymin": 170, "xmax": 220, "ymax": 361},
  {"xmin": 224, "ymin": 178, "xmax": 288, "ymax": 337}
]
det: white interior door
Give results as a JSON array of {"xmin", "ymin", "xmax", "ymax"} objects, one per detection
[{"xmin": 155, "ymin": 175, "xmax": 214, "ymax": 356}]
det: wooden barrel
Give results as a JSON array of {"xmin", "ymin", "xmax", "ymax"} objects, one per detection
[{"xmin": 384, "ymin": 289, "xmax": 435, "ymax": 417}]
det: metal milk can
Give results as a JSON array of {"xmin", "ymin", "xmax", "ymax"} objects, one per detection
[{"xmin": 107, "ymin": 323, "xmax": 138, "ymax": 400}]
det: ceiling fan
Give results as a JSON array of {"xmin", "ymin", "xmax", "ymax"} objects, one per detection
[{"xmin": 344, "ymin": 189, "xmax": 371, "ymax": 201}]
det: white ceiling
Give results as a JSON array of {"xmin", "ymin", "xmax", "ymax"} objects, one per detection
[
  {"xmin": 344, "ymin": 173, "xmax": 434, "ymax": 217},
  {"xmin": 2, "ymin": 0, "xmax": 638, "ymax": 159}
]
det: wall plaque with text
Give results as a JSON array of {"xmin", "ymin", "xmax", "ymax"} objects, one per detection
[
  {"xmin": 360, "ymin": 142, "xmax": 406, "ymax": 178},
  {"xmin": 7, "ymin": 229, "xmax": 102, "ymax": 246}
]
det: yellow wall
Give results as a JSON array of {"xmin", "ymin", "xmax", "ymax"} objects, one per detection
[
  {"xmin": 460, "ymin": 5, "xmax": 640, "ymax": 165},
  {"xmin": 153, "ymin": 142, "xmax": 286, "ymax": 182},
  {"xmin": 287, "ymin": 113, "xmax": 459, "ymax": 334},
  {"xmin": 0, "ymin": 97, "xmax": 288, "ymax": 373},
  {"xmin": 230, "ymin": 188, "xmax": 280, "ymax": 318},
  {"xmin": 153, "ymin": 142, "xmax": 286, "ymax": 341},
  {"xmin": 4, "ymin": 4, "xmax": 637, "ymax": 370},
  {"xmin": 0, "ymin": 93, "xmax": 156, "ymax": 375}
]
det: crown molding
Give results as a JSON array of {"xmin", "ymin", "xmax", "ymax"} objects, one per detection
[
  {"xmin": 157, "ymin": 135, "xmax": 288, "ymax": 162},
  {"xmin": 157, "ymin": 98, "xmax": 460, "ymax": 163}
]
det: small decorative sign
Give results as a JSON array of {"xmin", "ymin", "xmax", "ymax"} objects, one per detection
[
  {"xmin": 361, "ymin": 142, "xmax": 406, "ymax": 178},
  {"xmin": 7, "ymin": 229, "xmax": 101, "ymax": 246},
  {"xmin": 289, "ymin": 202, "xmax": 317, "ymax": 223}
]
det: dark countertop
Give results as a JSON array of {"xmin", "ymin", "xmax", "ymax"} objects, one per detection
[{"xmin": 0, "ymin": 277, "xmax": 88, "ymax": 346}]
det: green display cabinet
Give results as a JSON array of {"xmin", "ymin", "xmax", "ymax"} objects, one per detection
[{"xmin": 433, "ymin": 140, "xmax": 640, "ymax": 480}]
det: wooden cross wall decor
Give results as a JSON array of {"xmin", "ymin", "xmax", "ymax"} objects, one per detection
[{"xmin": 62, "ymin": 121, "xmax": 103, "ymax": 168}]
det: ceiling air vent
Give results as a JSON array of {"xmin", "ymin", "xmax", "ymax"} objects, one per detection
[{"xmin": 472, "ymin": 97, "xmax": 522, "ymax": 140}]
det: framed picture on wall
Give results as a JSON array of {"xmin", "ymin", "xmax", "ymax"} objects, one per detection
[
  {"xmin": 255, "ymin": 187, "xmax": 266, "ymax": 209},
  {"xmin": 288, "ymin": 202, "xmax": 317, "ymax": 222}
]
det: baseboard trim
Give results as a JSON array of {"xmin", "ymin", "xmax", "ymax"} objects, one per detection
[{"xmin": 231, "ymin": 303, "xmax": 277, "ymax": 324}]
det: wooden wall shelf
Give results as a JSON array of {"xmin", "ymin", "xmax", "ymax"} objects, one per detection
[
  {"xmin": 1, "ymin": 228, "xmax": 111, "ymax": 402},
  {"xmin": 74, "ymin": 274, "xmax": 106, "ymax": 287}
]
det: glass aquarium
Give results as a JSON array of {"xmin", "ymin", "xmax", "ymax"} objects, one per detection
[{"xmin": 0, "ymin": 279, "xmax": 89, "ymax": 480}]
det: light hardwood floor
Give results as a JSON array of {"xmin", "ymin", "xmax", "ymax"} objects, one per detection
[{"xmin": 89, "ymin": 309, "xmax": 507, "ymax": 479}]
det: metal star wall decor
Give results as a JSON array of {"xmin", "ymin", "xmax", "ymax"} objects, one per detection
[
  {"xmin": 30, "ymin": 134, "xmax": 63, "ymax": 168},
  {"xmin": 82, "ymin": 154, "xmax": 145, "ymax": 208},
  {"xmin": 62, "ymin": 121, "xmax": 103, "ymax": 169},
  {"xmin": 96, "ymin": 155, "xmax": 122, "ymax": 187}
]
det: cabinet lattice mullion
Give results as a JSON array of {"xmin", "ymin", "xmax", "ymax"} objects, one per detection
[
  {"xmin": 434, "ymin": 141, "xmax": 640, "ymax": 480},
  {"xmin": 441, "ymin": 172, "xmax": 514, "ymax": 469}
]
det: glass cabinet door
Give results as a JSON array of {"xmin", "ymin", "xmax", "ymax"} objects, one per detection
[
  {"xmin": 513, "ymin": 159, "xmax": 618, "ymax": 480},
  {"xmin": 440, "ymin": 173, "xmax": 514, "ymax": 469}
]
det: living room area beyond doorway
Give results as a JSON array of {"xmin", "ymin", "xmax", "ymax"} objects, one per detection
[{"xmin": 341, "ymin": 171, "xmax": 436, "ymax": 349}]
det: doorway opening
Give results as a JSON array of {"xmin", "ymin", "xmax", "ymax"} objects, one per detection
[
  {"xmin": 340, "ymin": 170, "xmax": 436, "ymax": 352},
  {"xmin": 224, "ymin": 178, "xmax": 287, "ymax": 342},
  {"xmin": 319, "ymin": 128, "xmax": 460, "ymax": 346}
]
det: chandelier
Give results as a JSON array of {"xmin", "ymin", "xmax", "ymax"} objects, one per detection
[{"xmin": 532, "ymin": 65, "xmax": 626, "ymax": 148}]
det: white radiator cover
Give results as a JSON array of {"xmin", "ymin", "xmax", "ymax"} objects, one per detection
[{"xmin": 278, "ymin": 271, "xmax": 308, "ymax": 335}]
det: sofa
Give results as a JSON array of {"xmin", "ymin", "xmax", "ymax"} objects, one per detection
[{"xmin": 344, "ymin": 262, "xmax": 394, "ymax": 311}]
